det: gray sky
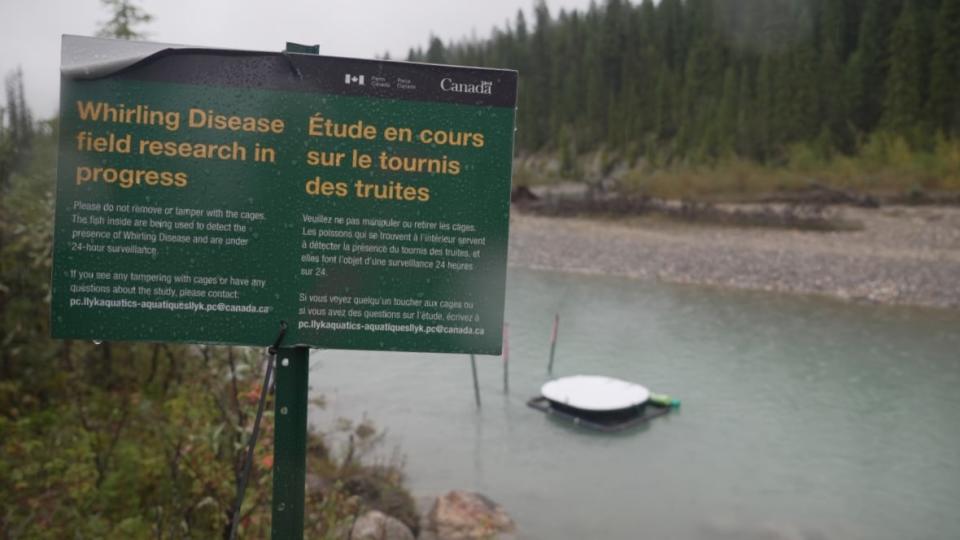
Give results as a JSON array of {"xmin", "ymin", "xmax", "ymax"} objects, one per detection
[{"xmin": 0, "ymin": 0, "xmax": 594, "ymax": 120}]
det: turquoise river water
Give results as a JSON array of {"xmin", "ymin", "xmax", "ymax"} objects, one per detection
[{"xmin": 310, "ymin": 268, "xmax": 960, "ymax": 540}]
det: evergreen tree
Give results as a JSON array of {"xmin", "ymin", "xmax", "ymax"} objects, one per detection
[
  {"xmin": 425, "ymin": 36, "xmax": 447, "ymax": 64},
  {"xmin": 789, "ymin": 41, "xmax": 822, "ymax": 142},
  {"xmin": 849, "ymin": 0, "xmax": 902, "ymax": 132},
  {"xmin": 96, "ymin": 0, "xmax": 152, "ymax": 40},
  {"xmin": 714, "ymin": 66, "xmax": 739, "ymax": 157},
  {"xmin": 929, "ymin": 0, "xmax": 960, "ymax": 134},
  {"xmin": 657, "ymin": 0, "xmax": 686, "ymax": 70},
  {"xmin": 735, "ymin": 61, "xmax": 761, "ymax": 159},
  {"xmin": 756, "ymin": 55, "xmax": 778, "ymax": 157},
  {"xmin": 528, "ymin": 1, "xmax": 552, "ymax": 149},
  {"xmin": 883, "ymin": 0, "xmax": 926, "ymax": 135},
  {"xmin": 818, "ymin": 0, "xmax": 852, "ymax": 150},
  {"xmin": 1, "ymin": 68, "xmax": 32, "ymax": 190},
  {"xmin": 654, "ymin": 63, "xmax": 678, "ymax": 140}
]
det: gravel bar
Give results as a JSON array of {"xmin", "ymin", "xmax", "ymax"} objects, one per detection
[{"xmin": 508, "ymin": 205, "xmax": 960, "ymax": 309}]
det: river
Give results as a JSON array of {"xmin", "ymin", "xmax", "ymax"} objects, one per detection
[{"xmin": 310, "ymin": 267, "xmax": 960, "ymax": 540}]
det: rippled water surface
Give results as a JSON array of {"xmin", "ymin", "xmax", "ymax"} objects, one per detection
[{"xmin": 310, "ymin": 268, "xmax": 960, "ymax": 540}]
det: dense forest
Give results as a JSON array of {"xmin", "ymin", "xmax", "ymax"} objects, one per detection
[{"xmin": 408, "ymin": 0, "xmax": 960, "ymax": 173}]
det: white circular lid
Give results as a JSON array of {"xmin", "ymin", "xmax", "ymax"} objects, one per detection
[{"xmin": 541, "ymin": 375, "xmax": 650, "ymax": 412}]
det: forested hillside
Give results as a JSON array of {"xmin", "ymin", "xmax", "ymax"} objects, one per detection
[{"xmin": 409, "ymin": 0, "xmax": 960, "ymax": 172}]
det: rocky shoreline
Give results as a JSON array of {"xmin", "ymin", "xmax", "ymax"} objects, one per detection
[
  {"xmin": 343, "ymin": 491, "xmax": 516, "ymax": 540},
  {"xmin": 508, "ymin": 205, "xmax": 960, "ymax": 309}
]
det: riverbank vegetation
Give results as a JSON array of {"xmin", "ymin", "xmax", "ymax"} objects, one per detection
[{"xmin": 409, "ymin": 0, "xmax": 960, "ymax": 200}]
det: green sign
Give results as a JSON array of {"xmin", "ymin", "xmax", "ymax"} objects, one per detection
[{"xmin": 52, "ymin": 36, "xmax": 517, "ymax": 354}]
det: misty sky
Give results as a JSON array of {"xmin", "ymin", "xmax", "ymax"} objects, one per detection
[{"xmin": 0, "ymin": 0, "xmax": 594, "ymax": 120}]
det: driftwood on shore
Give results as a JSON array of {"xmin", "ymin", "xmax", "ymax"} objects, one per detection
[
  {"xmin": 758, "ymin": 182, "xmax": 880, "ymax": 208},
  {"xmin": 511, "ymin": 186, "xmax": 861, "ymax": 232}
]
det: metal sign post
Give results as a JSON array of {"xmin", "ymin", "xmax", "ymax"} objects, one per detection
[
  {"xmin": 272, "ymin": 345, "xmax": 309, "ymax": 539},
  {"xmin": 269, "ymin": 41, "xmax": 317, "ymax": 540}
]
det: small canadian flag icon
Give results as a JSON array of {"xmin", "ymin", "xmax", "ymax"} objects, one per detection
[{"xmin": 344, "ymin": 74, "xmax": 365, "ymax": 85}]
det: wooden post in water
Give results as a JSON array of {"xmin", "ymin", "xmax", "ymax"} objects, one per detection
[
  {"xmin": 470, "ymin": 354, "xmax": 481, "ymax": 408},
  {"xmin": 547, "ymin": 313, "xmax": 559, "ymax": 374},
  {"xmin": 502, "ymin": 324, "xmax": 510, "ymax": 394}
]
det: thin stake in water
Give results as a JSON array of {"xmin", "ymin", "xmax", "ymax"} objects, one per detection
[
  {"xmin": 470, "ymin": 354, "xmax": 481, "ymax": 408},
  {"xmin": 503, "ymin": 323, "xmax": 510, "ymax": 394},
  {"xmin": 547, "ymin": 313, "xmax": 559, "ymax": 374}
]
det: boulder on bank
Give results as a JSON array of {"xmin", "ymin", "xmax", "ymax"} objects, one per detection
[
  {"xmin": 510, "ymin": 185, "xmax": 539, "ymax": 204},
  {"xmin": 350, "ymin": 509, "xmax": 415, "ymax": 540},
  {"xmin": 420, "ymin": 491, "xmax": 516, "ymax": 540}
]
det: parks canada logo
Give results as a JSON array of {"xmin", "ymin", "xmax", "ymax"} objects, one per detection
[{"xmin": 440, "ymin": 78, "xmax": 493, "ymax": 95}]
